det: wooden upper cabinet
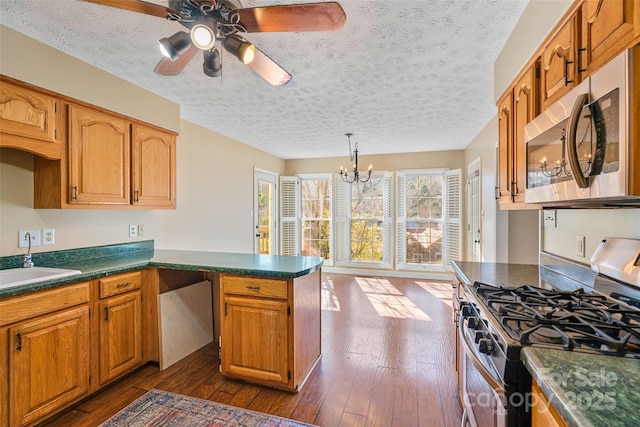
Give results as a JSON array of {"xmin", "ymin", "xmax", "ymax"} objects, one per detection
[
  {"xmin": 131, "ymin": 123, "xmax": 176, "ymax": 208},
  {"xmin": 542, "ymin": 14, "xmax": 579, "ymax": 108},
  {"xmin": 580, "ymin": 0, "xmax": 640, "ymax": 77},
  {"xmin": 497, "ymin": 91, "xmax": 513, "ymax": 204},
  {"xmin": 513, "ymin": 66, "xmax": 539, "ymax": 203},
  {"xmin": 0, "ymin": 78, "xmax": 61, "ymax": 159},
  {"xmin": 68, "ymin": 104, "xmax": 131, "ymax": 205}
]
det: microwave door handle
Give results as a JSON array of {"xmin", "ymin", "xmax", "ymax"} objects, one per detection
[
  {"xmin": 566, "ymin": 93, "xmax": 590, "ymax": 188},
  {"xmin": 459, "ymin": 314, "xmax": 505, "ymax": 399}
]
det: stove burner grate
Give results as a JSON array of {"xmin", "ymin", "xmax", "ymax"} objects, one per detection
[{"xmin": 473, "ymin": 282, "xmax": 640, "ymax": 357}]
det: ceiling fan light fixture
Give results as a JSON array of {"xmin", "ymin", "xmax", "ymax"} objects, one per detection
[
  {"xmin": 223, "ymin": 35, "xmax": 255, "ymax": 65},
  {"xmin": 191, "ymin": 24, "xmax": 216, "ymax": 51},
  {"xmin": 158, "ymin": 31, "xmax": 191, "ymax": 62},
  {"xmin": 203, "ymin": 48, "xmax": 222, "ymax": 77}
]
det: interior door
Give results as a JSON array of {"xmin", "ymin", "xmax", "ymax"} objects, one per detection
[{"xmin": 254, "ymin": 169, "xmax": 278, "ymax": 254}]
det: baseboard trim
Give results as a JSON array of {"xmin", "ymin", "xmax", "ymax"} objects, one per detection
[{"xmin": 322, "ymin": 266, "xmax": 454, "ymax": 281}]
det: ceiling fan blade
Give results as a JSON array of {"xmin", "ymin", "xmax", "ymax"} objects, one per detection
[
  {"xmin": 237, "ymin": 2, "xmax": 346, "ymax": 33},
  {"xmin": 153, "ymin": 45, "xmax": 199, "ymax": 76},
  {"xmin": 80, "ymin": 0, "xmax": 175, "ymax": 19},
  {"xmin": 246, "ymin": 47, "xmax": 292, "ymax": 86}
]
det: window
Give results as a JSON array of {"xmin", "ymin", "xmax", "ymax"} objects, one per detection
[
  {"xmin": 300, "ymin": 176, "xmax": 331, "ymax": 260},
  {"xmin": 405, "ymin": 173, "xmax": 443, "ymax": 265},
  {"xmin": 350, "ymin": 177, "xmax": 385, "ymax": 263},
  {"xmin": 279, "ymin": 170, "xmax": 460, "ymax": 271},
  {"xmin": 397, "ymin": 169, "xmax": 461, "ymax": 270}
]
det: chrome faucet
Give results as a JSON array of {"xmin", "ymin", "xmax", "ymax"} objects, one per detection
[{"xmin": 23, "ymin": 232, "xmax": 34, "ymax": 268}]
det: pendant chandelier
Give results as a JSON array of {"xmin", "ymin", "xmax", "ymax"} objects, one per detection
[{"xmin": 339, "ymin": 133, "xmax": 372, "ymax": 184}]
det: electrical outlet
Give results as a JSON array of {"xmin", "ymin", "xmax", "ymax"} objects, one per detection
[
  {"xmin": 138, "ymin": 224, "xmax": 144, "ymax": 237},
  {"xmin": 543, "ymin": 209, "xmax": 556, "ymax": 227},
  {"xmin": 18, "ymin": 230, "xmax": 41, "ymax": 248},
  {"xmin": 577, "ymin": 235, "xmax": 586, "ymax": 257},
  {"xmin": 129, "ymin": 224, "xmax": 138, "ymax": 238},
  {"xmin": 42, "ymin": 228, "xmax": 55, "ymax": 245}
]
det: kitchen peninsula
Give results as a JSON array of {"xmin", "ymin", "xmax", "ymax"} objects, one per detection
[{"xmin": 0, "ymin": 241, "xmax": 323, "ymax": 426}]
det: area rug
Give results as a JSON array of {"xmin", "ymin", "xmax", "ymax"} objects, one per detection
[{"xmin": 99, "ymin": 389, "xmax": 317, "ymax": 427}]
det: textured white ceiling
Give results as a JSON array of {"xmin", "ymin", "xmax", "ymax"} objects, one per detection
[{"xmin": 0, "ymin": 0, "xmax": 528, "ymax": 159}]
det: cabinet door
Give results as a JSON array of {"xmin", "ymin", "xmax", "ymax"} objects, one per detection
[
  {"xmin": 513, "ymin": 66, "xmax": 538, "ymax": 203},
  {"xmin": 99, "ymin": 291, "xmax": 142, "ymax": 385},
  {"xmin": 9, "ymin": 305, "xmax": 89, "ymax": 427},
  {"xmin": 581, "ymin": 0, "xmax": 639, "ymax": 76},
  {"xmin": 221, "ymin": 295, "xmax": 289, "ymax": 386},
  {"xmin": 497, "ymin": 91, "xmax": 513, "ymax": 204},
  {"xmin": 542, "ymin": 16, "xmax": 578, "ymax": 108},
  {"xmin": 131, "ymin": 123, "xmax": 176, "ymax": 208},
  {"xmin": 0, "ymin": 80, "xmax": 61, "ymax": 159},
  {"xmin": 68, "ymin": 104, "xmax": 130, "ymax": 205}
]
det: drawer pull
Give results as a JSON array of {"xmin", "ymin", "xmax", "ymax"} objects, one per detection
[
  {"xmin": 246, "ymin": 286, "xmax": 261, "ymax": 291},
  {"xmin": 116, "ymin": 282, "xmax": 132, "ymax": 288},
  {"xmin": 104, "ymin": 306, "xmax": 109, "ymax": 321}
]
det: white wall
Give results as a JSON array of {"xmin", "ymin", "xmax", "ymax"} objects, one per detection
[
  {"xmin": 0, "ymin": 26, "xmax": 284, "ymax": 256},
  {"xmin": 543, "ymin": 209, "xmax": 640, "ymax": 263}
]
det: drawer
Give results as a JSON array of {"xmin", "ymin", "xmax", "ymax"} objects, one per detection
[
  {"xmin": 0, "ymin": 282, "xmax": 90, "ymax": 326},
  {"xmin": 99, "ymin": 271, "xmax": 141, "ymax": 298},
  {"xmin": 222, "ymin": 275, "xmax": 288, "ymax": 299}
]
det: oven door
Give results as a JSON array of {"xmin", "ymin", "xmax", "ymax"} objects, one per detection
[{"xmin": 459, "ymin": 311, "xmax": 507, "ymax": 427}]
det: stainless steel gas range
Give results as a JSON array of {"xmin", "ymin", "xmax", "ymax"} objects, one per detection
[{"xmin": 452, "ymin": 238, "xmax": 640, "ymax": 427}]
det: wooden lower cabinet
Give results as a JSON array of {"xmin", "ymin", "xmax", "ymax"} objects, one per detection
[
  {"xmin": 2, "ymin": 296, "xmax": 90, "ymax": 427},
  {"xmin": 98, "ymin": 291, "xmax": 142, "ymax": 385},
  {"xmin": 219, "ymin": 270, "xmax": 321, "ymax": 391},
  {"xmin": 222, "ymin": 295, "xmax": 289, "ymax": 385},
  {"xmin": 531, "ymin": 379, "xmax": 568, "ymax": 427},
  {"xmin": 0, "ymin": 270, "xmax": 149, "ymax": 426}
]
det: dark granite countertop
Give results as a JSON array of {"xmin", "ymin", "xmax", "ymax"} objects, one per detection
[
  {"xmin": 451, "ymin": 260, "xmax": 540, "ymax": 288},
  {"xmin": 0, "ymin": 241, "xmax": 323, "ymax": 299},
  {"xmin": 522, "ymin": 347, "xmax": 640, "ymax": 427}
]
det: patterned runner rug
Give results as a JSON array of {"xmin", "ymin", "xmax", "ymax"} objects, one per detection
[{"xmin": 99, "ymin": 389, "xmax": 317, "ymax": 426}]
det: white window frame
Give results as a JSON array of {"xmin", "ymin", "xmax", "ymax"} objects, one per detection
[
  {"xmin": 396, "ymin": 168, "xmax": 462, "ymax": 272},
  {"xmin": 346, "ymin": 171, "xmax": 391, "ymax": 269}
]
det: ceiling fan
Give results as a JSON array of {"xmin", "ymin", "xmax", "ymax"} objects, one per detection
[{"xmin": 81, "ymin": 0, "xmax": 346, "ymax": 86}]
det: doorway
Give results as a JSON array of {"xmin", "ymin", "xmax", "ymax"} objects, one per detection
[
  {"xmin": 254, "ymin": 169, "xmax": 278, "ymax": 254},
  {"xmin": 467, "ymin": 159, "xmax": 481, "ymax": 262}
]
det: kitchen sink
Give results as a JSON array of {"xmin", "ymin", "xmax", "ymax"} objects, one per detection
[{"xmin": 0, "ymin": 267, "xmax": 83, "ymax": 290}]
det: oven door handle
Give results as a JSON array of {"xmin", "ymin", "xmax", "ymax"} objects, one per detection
[{"xmin": 459, "ymin": 314, "xmax": 505, "ymax": 399}]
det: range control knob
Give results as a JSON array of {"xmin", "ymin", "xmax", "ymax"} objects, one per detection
[
  {"xmin": 478, "ymin": 338, "xmax": 494, "ymax": 355},
  {"xmin": 467, "ymin": 317, "xmax": 482, "ymax": 330},
  {"xmin": 474, "ymin": 331, "xmax": 487, "ymax": 343}
]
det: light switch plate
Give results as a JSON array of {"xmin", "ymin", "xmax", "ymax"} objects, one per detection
[
  {"xmin": 18, "ymin": 230, "xmax": 41, "ymax": 248},
  {"xmin": 577, "ymin": 235, "xmax": 586, "ymax": 257}
]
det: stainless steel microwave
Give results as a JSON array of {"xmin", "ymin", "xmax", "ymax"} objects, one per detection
[{"xmin": 524, "ymin": 47, "xmax": 639, "ymax": 206}]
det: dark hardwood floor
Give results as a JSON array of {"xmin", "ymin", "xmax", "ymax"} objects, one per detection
[{"xmin": 43, "ymin": 273, "xmax": 463, "ymax": 427}]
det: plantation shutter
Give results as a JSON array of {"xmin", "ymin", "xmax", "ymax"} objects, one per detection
[
  {"xmin": 383, "ymin": 172, "xmax": 394, "ymax": 269},
  {"xmin": 444, "ymin": 169, "xmax": 462, "ymax": 266},
  {"xmin": 395, "ymin": 172, "xmax": 406, "ymax": 270},
  {"xmin": 279, "ymin": 176, "xmax": 300, "ymax": 256},
  {"xmin": 332, "ymin": 174, "xmax": 349, "ymax": 266}
]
